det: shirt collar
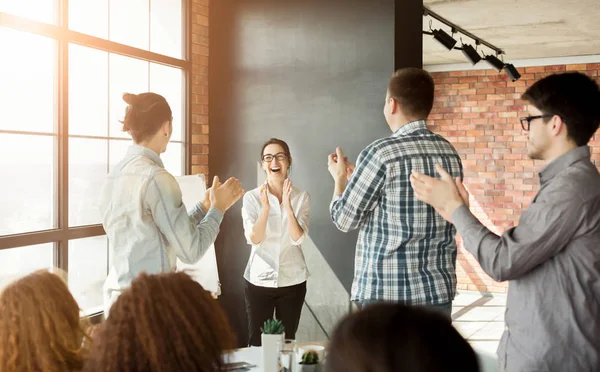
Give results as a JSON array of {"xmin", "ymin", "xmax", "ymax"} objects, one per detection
[
  {"xmin": 127, "ymin": 144, "xmax": 164, "ymax": 168},
  {"xmin": 392, "ymin": 120, "xmax": 428, "ymax": 137},
  {"xmin": 539, "ymin": 146, "xmax": 590, "ymax": 184}
]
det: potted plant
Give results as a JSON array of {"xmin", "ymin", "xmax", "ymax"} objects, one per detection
[
  {"xmin": 261, "ymin": 319, "xmax": 285, "ymax": 372},
  {"xmin": 299, "ymin": 350, "xmax": 322, "ymax": 372}
]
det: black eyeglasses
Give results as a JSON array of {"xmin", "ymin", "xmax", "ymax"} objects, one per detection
[
  {"xmin": 262, "ymin": 152, "xmax": 288, "ymax": 162},
  {"xmin": 519, "ymin": 115, "xmax": 553, "ymax": 131}
]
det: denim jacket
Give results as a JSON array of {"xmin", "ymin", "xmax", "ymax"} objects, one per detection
[{"xmin": 99, "ymin": 144, "xmax": 223, "ymax": 316}]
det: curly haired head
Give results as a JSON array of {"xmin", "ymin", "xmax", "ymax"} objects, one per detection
[
  {"xmin": 0, "ymin": 270, "xmax": 89, "ymax": 372},
  {"xmin": 83, "ymin": 271, "xmax": 235, "ymax": 372}
]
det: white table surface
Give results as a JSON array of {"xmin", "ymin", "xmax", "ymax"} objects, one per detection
[
  {"xmin": 224, "ymin": 347, "xmax": 263, "ymax": 370},
  {"xmin": 225, "ymin": 346, "xmax": 498, "ymax": 372}
]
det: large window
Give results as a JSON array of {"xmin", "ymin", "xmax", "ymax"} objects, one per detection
[{"xmin": 0, "ymin": 0, "xmax": 190, "ymax": 315}]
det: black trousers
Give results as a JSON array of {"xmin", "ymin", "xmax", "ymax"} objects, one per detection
[{"xmin": 244, "ymin": 280, "xmax": 307, "ymax": 346}]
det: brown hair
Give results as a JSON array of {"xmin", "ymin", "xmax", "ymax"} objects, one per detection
[
  {"xmin": 120, "ymin": 92, "xmax": 172, "ymax": 143},
  {"xmin": 327, "ymin": 303, "xmax": 479, "ymax": 372},
  {"xmin": 0, "ymin": 270, "xmax": 90, "ymax": 372},
  {"xmin": 83, "ymin": 272, "xmax": 235, "ymax": 372},
  {"xmin": 260, "ymin": 138, "xmax": 292, "ymax": 167},
  {"xmin": 387, "ymin": 67, "xmax": 435, "ymax": 120}
]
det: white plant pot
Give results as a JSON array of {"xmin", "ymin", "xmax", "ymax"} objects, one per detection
[{"xmin": 261, "ymin": 333, "xmax": 284, "ymax": 372}]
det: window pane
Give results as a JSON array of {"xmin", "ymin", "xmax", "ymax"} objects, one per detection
[
  {"xmin": 109, "ymin": 0, "xmax": 149, "ymax": 50},
  {"xmin": 69, "ymin": 45, "xmax": 109, "ymax": 137},
  {"xmin": 69, "ymin": 138, "xmax": 108, "ymax": 227},
  {"xmin": 150, "ymin": 0, "xmax": 183, "ymax": 59},
  {"xmin": 150, "ymin": 63, "xmax": 184, "ymax": 141},
  {"xmin": 109, "ymin": 54, "xmax": 149, "ymax": 139},
  {"xmin": 69, "ymin": 0, "xmax": 109, "ymax": 39},
  {"xmin": 0, "ymin": 0, "xmax": 56, "ymax": 24},
  {"xmin": 108, "ymin": 139, "xmax": 133, "ymax": 170},
  {"xmin": 0, "ymin": 244, "xmax": 53, "ymax": 292},
  {"xmin": 69, "ymin": 236, "xmax": 107, "ymax": 314},
  {"xmin": 0, "ymin": 27, "xmax": 55, "ymax": 133},
  {"xmin": 163, "ymin": 142, "xmax": 183, "ymax": 176},
  {"xmin": 0, "ymin": 134, "xmax": 56, "ymax": 235}
]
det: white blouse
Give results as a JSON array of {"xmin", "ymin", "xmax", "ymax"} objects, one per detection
[{"xmin": 241, "ymin": 185, "xmax": 311, "ymax": 288}]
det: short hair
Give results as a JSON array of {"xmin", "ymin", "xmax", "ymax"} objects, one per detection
[
  {"xmin": 120, "ymin": 92, "xmax": 173, "ymax": 143},
  {"xmin": 0, "ymin": 270, "xmax": 90, "ymax": 372},
  {"xmin": 521, "ymin": 72, "xmax": 600, "ymax": 146},
  {"xmin": 327, "ymin": 303, "xmax": 479, "ymax": 372},
  {"xmin": 83, "ymin": 272, "xmax": 235, "ymax": 372},
  {"xmin": 387, "ymin": 67, "xmax": 435, "ymax": 119}
]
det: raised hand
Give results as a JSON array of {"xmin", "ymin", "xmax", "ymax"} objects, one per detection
[
  {"xmin": 210, "ymin": 176, "xmax": 245, "ymax": 214},
  {"xmin": 409, "ymin": 164, "xmax": 467, "ymax": 223},
  {"xmin": 327, "ymin": 147, "xmax": 348, "ymax": 181},
  {"xmin": 259, "ymin": 182, "xmax": 270, "ymax": 212},
  {"xmin": 201, "ymin": 176, "xmax": 222, "ymax": 211}
]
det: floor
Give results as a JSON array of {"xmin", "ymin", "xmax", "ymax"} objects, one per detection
[{"xmin": 451, "ymin": 290, "xmax": 507, "ymax": 356}]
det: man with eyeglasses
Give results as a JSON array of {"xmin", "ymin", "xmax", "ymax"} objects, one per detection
[{"xmin": 410, "ymin": 72, "xmax": 600, "ymax": 372}]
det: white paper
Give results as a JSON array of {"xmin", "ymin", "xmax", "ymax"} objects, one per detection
[{"xmin": 175, "ymin": 174, "xmax": 221, "ymax": 297}]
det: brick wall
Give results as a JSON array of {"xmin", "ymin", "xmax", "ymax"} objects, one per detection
[
  {"xmin": 190, "ymin": 0, "xmax": 210, "ymax": 176},
  {"xmin": 429, "ymin": 63, "xmax": 600, "ymax": 293}
]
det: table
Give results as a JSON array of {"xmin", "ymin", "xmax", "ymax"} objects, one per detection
[
  {"xmin": 225, "ymin": 344, "xmax": 498, "ymax": 372},
  {"xmin": 224, "ymin": 342, "xmax": 327, "ymax": 371}
]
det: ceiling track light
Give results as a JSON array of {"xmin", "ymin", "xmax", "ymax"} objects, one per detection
[
  {"xmin": 460, "ymin": 43, "xmax": 481, "ymax": 65},
  {"xmin": 432, "ymin": 28, "xmax": 457, "ymax": 51},
  {"xmin": 422, "ymin": 6, "xmax": 520, "ymax": 81},
  {"xmin": 504, "ymin": 63, "xmax": 521, "ymax": 82},
  {"xmin": 484, "ymin": 54, "xmax": 505, "ymax": 72},
  {"xmin": 423, "ymin": 7, "xmax": 503, "ymax": 57}
]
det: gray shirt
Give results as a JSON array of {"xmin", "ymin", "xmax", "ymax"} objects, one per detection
[{"xmin": 453, "ymin": 146, "xmax": 600, "ymax": 372}]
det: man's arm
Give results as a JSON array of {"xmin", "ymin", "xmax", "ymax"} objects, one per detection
[
  {"xmin": 330, "ymin": 146, "xmax": 386, "ymax": 233},
  {"xmin": 453, "ymin": 198, "xmax": 580, "ymax": 282}
]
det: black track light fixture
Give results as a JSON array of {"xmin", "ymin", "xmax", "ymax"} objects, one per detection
[
  {"xmin": 504, "ymin": 63, "xmax": 521, "ymax": 82},
  {"xmin": 484, "ymin": 54, "xmax": 505, "ymax": 72},
  {"xmin": 432, "ymin": 28, "xmax": 457, "ymax": 51},
  {"xmin": 461, "ymin": 43, "xmax": 481, "ymax": 65}
]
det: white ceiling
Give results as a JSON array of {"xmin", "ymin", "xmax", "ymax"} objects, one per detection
[{"xmin": 423, "ymin": 0, "xmax": 600, "ymax": 65}]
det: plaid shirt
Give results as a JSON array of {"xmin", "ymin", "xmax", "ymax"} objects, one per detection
[{"xmin": 330, "ymin": 120, "xmax": 463, "ymax": 305}]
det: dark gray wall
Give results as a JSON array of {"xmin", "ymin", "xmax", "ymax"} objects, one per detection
[{"xmin": 209, "ymin": 0, "xmax": 421, "ymax": 345}]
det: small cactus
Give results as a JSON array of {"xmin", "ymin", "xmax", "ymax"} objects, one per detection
[
  {"xmin": 300, "ymin": 350, "xmax": 319, "ymax": 365},
  {"xmin": 260, "ymin": 319, "xmax": 285, "ymax": 334}
]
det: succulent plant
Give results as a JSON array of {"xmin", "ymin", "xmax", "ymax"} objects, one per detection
[
  {"xmin": 260, "ymin": 319, "xmax": 285, "ymax": 334},
  {"xmin": 300, "ymin": 350, "xmax": 319, "ymax": 365}
]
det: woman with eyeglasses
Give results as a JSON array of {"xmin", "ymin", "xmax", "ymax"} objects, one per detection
[{"xmin": 241, "ymin": 138, "xmax": 311, "ymax": 346}]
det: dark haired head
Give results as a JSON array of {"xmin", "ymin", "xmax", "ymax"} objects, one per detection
[
  {"xmin": 120, "ymin": 92, "xmax": 173, "ymax": 143},
  {"xmin": 387, "ymin": 68, "xmax": 435, "ymax": 120},
  {"xmin": 260, "ymin": 138, "xmax": 292, "ymax": 167},
  {"xmin": 327, "ymin": 303, "xmax": 480, "ymax": 372},
  {"xmin": 83, "ymin": 272, "xmax": 235, "ymax": 372},
  {"xmin": 521, "ymin": 72, "xmax": 600, "ymax": 146}
]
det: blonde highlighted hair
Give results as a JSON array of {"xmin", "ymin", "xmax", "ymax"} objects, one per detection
[{"xmin": 0, "ymin": 270, "xmax": 90, "ymax": 372}]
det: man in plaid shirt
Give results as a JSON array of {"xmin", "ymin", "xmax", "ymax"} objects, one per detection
[{"xmin": 327, "ymin": 68, "xmax": 463, "ymax": 317}]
